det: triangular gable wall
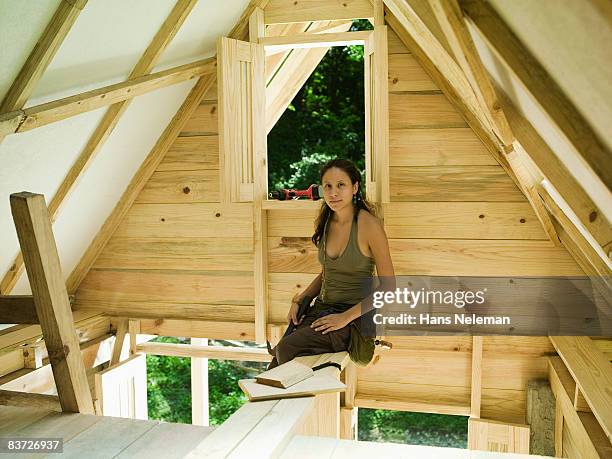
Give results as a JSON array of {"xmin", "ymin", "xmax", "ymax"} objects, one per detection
[{"xmin": 73, "ymin": 15, "xmax": 584, "ymax": 424}]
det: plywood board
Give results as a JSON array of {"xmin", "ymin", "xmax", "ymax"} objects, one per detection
[{"xmin": 239, "ymin": 374, "xmax": 345, "ymax": 401}]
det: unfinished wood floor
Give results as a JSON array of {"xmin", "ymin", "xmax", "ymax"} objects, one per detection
[{"xmin": 0, "ymin": 405, "xmax": 214, "ymax": 458}]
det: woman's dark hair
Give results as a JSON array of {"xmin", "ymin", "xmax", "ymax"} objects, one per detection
[{"xmin": 311, "ymin": 158, "xmax": 377, "ymax": 247}]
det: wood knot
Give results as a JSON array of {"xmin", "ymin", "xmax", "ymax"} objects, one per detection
[
  {"xmin": 155, "ymin": 319, "xmax": 164, "ymax": 326},
  {"xmin": 296, "ymin": 284, "xmax": 301, "ymax": 288},
  {"xmin": 183, "ymin": 186, "xmax": 191, "ymax": 194},
  {"xmin": 160, "ymin": 217, "xmax": 165, "ymax": 222},
  {"xmin": 478, "ymin": 214, "xmax": 485, "ymax": 219},
  {"xmin": 589, "ymin": 211, "xmax": 597, "ymax": 222},
  {"xmin": 519, "ymin": 218, "xmax": 526, "ymax": 223},
  {"xmin": 210, "ymin": 105, "xmax": 216, "ymax": 114},
  {"xmin": 299, "ymin": 248, "xmax": 306, "ymax": 254},
  {"xmin": 215, "ymin": 212, "xmax": 221, "ymax": 217},
  {"xmin": 392, "ymin": 78, "xmax": 399, "ymax": 84},
  {"xmin": 48, "ymin": 345, "xmax": 70, "ymax": 363},
  {"xmin": 293, "ymin": 0, "xmax": 297, "ymax": 4}
]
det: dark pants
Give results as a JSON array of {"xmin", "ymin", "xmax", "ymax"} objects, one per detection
[{"xmin": 267, "ymin": 312, "xmax": 351, "ymax": 370}]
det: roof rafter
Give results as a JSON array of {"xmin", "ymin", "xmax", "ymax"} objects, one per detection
[
  {"xmin": 0, "ymin": 0, "xmax": 88, "ymax": 116},
  {"xmin": 0, "ymin": 58, "xmax": 216, "ymax": 137},
  {"xmin": 0, "ymin": 0, "xmax": 198, "ymax": 294},
  {"xmin": 460, "ymin": 0, "xmax": 612, "ymax": 191}
]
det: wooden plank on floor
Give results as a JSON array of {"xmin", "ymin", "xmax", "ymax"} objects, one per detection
[
  {"xmin": 0, "ymin": 406, "xmax": 54, "ymax": 435},
  {"xmin": 57, "ymin": 416, "xmax": 158, "ymax": 458},
  {"xmin": 116, "ymin": 422, "xmax": 214, "ymax": 459},
  {"xmin": 389, "ymin": 166, "xmax": 525, "ymax": 201}
]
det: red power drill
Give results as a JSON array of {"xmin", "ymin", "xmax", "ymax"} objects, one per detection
[{"xmin": 269, "ymin": 184, "xmax": 323, "ymax": 200}]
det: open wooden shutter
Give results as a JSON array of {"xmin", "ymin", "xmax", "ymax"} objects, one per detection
[
  {"xmin": 94, "ymin": 354, "xmax": 147, "ymax": 419},
  {"xmin": 364, "ymin": 26, "xmax": 389, "ymax": 203},
  {"xmin": 217, "ymin": 36, "xmax": 266, "ymax": 203}
]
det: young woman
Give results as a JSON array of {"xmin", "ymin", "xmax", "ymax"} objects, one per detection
[{"xmin": 267, "ymin": 159, "xmax": 395, "ymax": 369}]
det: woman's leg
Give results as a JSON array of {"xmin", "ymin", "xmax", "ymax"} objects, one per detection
[{"xmin": 267, "ymin": 315, "xmax": 350, "ymax": 369}]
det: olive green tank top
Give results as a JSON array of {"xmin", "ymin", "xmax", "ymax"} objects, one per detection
[{"xmin": 317, "ymin": 209, "xmax": 375, "ymax": 308}]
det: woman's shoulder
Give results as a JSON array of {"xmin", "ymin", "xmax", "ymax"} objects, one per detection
[{"xmin": 357, "ymin": 208, "xmax": 385, "ymax": 237}]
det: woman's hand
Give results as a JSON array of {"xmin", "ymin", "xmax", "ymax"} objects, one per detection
[
  {"xmin": 311, "ymin": 312, "xmax": 351, "ymax": 334},
  {"xmin": 287, "ymin": 294, "xmax": 305, "ymax": 326}
]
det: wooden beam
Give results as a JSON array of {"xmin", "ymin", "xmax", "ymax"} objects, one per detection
[
  {"xmin": 136, "ymin": 342, "xmax": 272, "ymax": 362},
  {"xmin": 264, "ymin": 0, "xmax": 373, "ymax": 24},
  {"xmin": 0, "ymin": 389, "xmax": 61, "ymax": 411},
  {"xmin": 260, "ymin": 31, "xmax": 370, "ymax": 50},
  {"xmin": 191, "ymin": 337, "xmax": 209, "ymax": 426},
  {"xmin": 0, "ymin": 0, "xmax": 198, "ymax": 295},
  {"xmin": 0, "ymin": 58, "xmax": 216, "ymax": 136},
  {"xmin": 66, "ymin": 74, "xmax": 215, "ymax": 293},
  {"xmin": 0, "ymin": 296, "xmax": 38, "ymax": 324},
  {"xmin": 460, "ymin": 0, "xmax": 612, "ymax": 190},
  {"xmin": 537, "ymin": 181, "xmax": 612, "ymax": 281},
  {"xmin": 0, "ymin": 0, "xmax": 87, "ymax": 114},
  {"xmin": 128, "ymin": 319, "xmax": 139, "ymax": 356},
  {"xmin": 110, "ymin": 318, "xmax": 127, "ymax": 365},
  {"xmin": 470, "ymin": 335, "xmax": 482, "ymax": 418},
  {"xmin": 10, "ymin": 192, "xmax": 93, "ymax": 414},
  {"xmin": 383, "ymin": 0, "xmax": 559, "ymax": 244},
  {"xmin": 229, "ymin": 0, "xmax": 272, "ymax": 41},
  {"xmin": 499, "ymin": 89, "xmax": 612, "ymax": 249},
  {"xmin": 548, "ymin": 356, "xmax": 609, "ymax": 458},
  {"xmin": 429, "ymin": 0, "xmax": 513, "ymax": 145},
  {"xmin": 549, "ymin": 336, "xmax": 612, "ymax": 443}
]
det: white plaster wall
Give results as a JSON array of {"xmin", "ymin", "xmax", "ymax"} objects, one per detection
[{"xmin": 0, "ymin": 0, "xmax": 250, "ymax": 294}]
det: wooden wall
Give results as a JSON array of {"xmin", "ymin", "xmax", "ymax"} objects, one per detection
[{"xmin": 75, "ymin": 28, "xmax": 584, "ymax": 423}]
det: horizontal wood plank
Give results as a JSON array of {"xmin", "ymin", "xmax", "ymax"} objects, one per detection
[
  {"xmin": 181, "ymin": 102, "xmax": 218, "ymax": 134},
  {"xmin": 140, "ymin": 318, "xmax": 255, "ymax": 341},
  {"xmin": 74, "ymin": 299, "xmax": 254, "ymax": 322},
  {"xmin": 268, "ymin": 272, "xmax": 319, "ymax": 323},
  {"xmin": 264, "ymin": 0, "xmax": 373, "ymax": 23},
  {"xmin": 389, "ymin": 128, "xmax": 497, "ymax": 166},
  {"xmin": 384, "ymin": 202, "xmax": 546, "ymax": 239},
  {"xmin": 113, "ymin": 203, "xmax": 253, "ymax": 238},
  {"xmin": 388, "ymin": 53, "xmax": 438, "ymax": 92},
  {"xmin": 387, "ymin": 28, "xmax": 409, "ymax": 54},
  {"xmin": 136, "ymin": 170, "xmax": 219, "ymax": 203},
  {"xmin": 157, "ymin": 136, "xmax": 219, "ymax": 171},
  {"xmin": 267, "ymin": 239, "xmax": 584, "ymax": 275},
  {"xmin": 94, "ymin": 237, "xmax": 253, "ymax": 271},
  {"xmin": 389, "ymin": 93, "xmax": 466, "ymax": 129},
  {"xmin": 268, "ymin": 209, "xmax": 318, "ymax": 237},
  {"xmin": 390, "ymin": 166, "xmax": 525, "ymax": 201},
  {"xmin": 77, "ymin": 269, "xmax": 254, "ymax": 305}
]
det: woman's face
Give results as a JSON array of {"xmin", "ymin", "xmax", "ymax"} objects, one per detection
[{"xmin": 321, "ymin": 167, "xmax": 358, "ymax": 212}]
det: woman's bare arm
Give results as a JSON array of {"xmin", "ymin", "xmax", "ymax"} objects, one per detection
[{"xmin": 294, "ymin": 272, "xmax": 323, "ymax": 302}]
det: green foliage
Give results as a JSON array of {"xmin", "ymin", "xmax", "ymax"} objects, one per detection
[
  {"xmin": 358, "ymin": 409, "xmax": 468, "ymax": 448},
  {"xmin": 267, "ymin": 21, "xmax": 372, "ymax": 192},
  {"xmin": 146, "ymin": 337, "xmax": 191, "ymax": 424}
]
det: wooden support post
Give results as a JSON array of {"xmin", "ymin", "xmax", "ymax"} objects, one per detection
[
  {"xmin": 191, "ymin": 337, "xmax": 209, "ymax": 426},
  {"xmin": 470, "ymin": 336, "xmax": 483, "ymax": 418},
  {"xmin": 554, "ymin": 398, "xmax": 563, "ymax": 457},
  {"xmin": 10, "ymin": 192, "xmax": 93, "ymax": 414},
  {"xmin": 128, "ymin": 320, "xmax": 140, "ymax": 356},
  {"xmin": 110, "ymin": 318, "xmax": 128, "ymax": 365}
]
